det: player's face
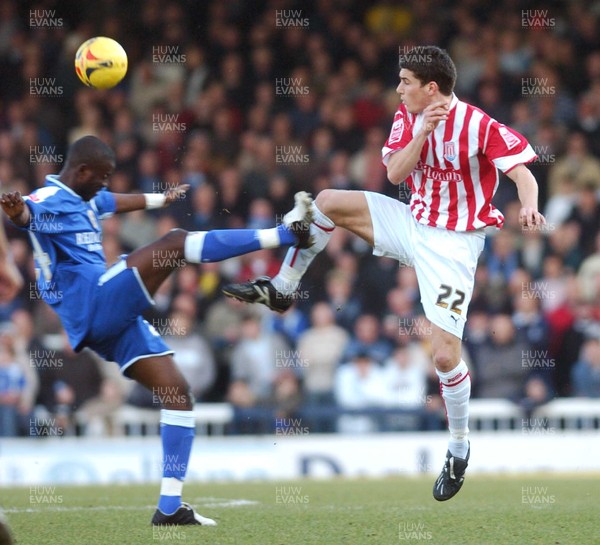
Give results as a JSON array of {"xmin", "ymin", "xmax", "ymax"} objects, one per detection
[
  {"xmin": 396, "ymin": 69, "xmax": 432, "ymax": 114},
  {"xmin": 74, "ymin": 159, "xmax": 115, "ymax": 201}
]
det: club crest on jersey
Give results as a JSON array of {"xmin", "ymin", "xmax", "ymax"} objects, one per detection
[
  {"xmin": 443, "ymin": 141, "xmax": 456, "ymax": 162},
  {"xmin": 87, "ymin": 209, "xmax": 99, "ymax": 230}
]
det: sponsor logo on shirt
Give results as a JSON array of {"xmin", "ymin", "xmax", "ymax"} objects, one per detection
[
  {"xmin": 75, "ymin": 232, "xmax": 102, "ymax": 251},
  {"xmin": 419, "ymin": 164, "xmax": 463, "ymax": 182}
]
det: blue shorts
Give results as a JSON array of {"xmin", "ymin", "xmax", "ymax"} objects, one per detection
[{"xmin": 81, "ymin": 260, "xmax": 173, "ymax": 374}]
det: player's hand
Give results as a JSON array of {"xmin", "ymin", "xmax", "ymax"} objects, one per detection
[
  {"xmin": 519, "ymin": 207, "xmax": 546, "ymax": 230},
  {"xmin": 0, "ymin": 258, "xmax": 24, "ymax": 303},
  {"xmin": 163, "ymin": 184, "xmax": 189, "ymax": 205},
  {"xmin": 0, "ymin": 192, "xmax": 26, "ymax": 221},
  {"xmin": 421, "ymin": 101, "xmax": 449, "ymax": 134}
]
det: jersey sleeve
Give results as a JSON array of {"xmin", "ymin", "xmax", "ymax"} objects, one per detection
[
  {"xmin": 381, "ymin": 105, "xmax": 414, "ymax": 166},
  {"xmin": 90, "ymin": 189, "xmax": 117, "ymax": 219},
  {"xmin": 483, "ymin": 120, "xmax": 537, "ymax": 173},
  {"xmin": 23, "ymin": 186, "xmax": 64, "ymax": 233}
]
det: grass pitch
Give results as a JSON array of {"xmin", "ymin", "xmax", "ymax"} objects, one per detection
[{"xmin": 4, "ymin": 474, "xmax": 598, "ymax": 545}]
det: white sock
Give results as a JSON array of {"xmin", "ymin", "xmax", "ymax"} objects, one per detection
[
  {"xmin": 184, "ymin": 232, "xmax": 206, "ymax": 263},
  {"xmin": 271, "ymin": 202, "xmax": 335, "ymax": 295},
  {"xmin": 436, "ymin": 360, "xmax": 470, "ymax": 459}
]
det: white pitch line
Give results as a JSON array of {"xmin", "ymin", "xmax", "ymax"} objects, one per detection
[
  {"xmin": 3, "ymin": 505, "xmax": 155, "ymax": 514},
  {"xmin": 4, "ymin": 498, "xmax": 259, "ymax": 514},
  {"xmin": 202, "ymin": 500, "xmax": 259, "ymax": 508}
]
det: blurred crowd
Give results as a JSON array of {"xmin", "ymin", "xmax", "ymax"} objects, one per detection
[{"xmin": 1, "ymin": 0, "xmax": 600, "ymax": 437}]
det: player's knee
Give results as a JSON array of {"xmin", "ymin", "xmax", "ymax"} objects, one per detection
[
  {"xmin": 162, "ymin": 389, "xmax": 194, "ymax": 410},
  {"xmin": 162, "ymin": 228, "xmax": 187, "ymax": 246},
  {"xmin": 432, "ymin": 349, "xmax": 458, "ymax": 373},
  {"xmin": 315, "ymin": 189, "xmax": 337, "ymax": 216}
]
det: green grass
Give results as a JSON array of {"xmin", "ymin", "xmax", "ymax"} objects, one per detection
[{"xmin": 4, "ymin": 475, "xmax": 599, "ymax": 545}]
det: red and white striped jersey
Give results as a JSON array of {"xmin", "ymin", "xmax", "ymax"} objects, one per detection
[{"xmin": 381, "ymin": 94, "xmax": 537, "ymax": 231}]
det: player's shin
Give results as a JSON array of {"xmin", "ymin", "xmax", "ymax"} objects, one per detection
[
  {"xmin": 436, "ymin": 360, "xmax": 471, "ymax": 459},
  {"xmin": 271, "ymin": 203, "xmax": 334, "ymax": 295},
  {"xmin": 183, "ymin": 226, "xmax": 294, "ymax": 263},
  {"xmin": 158, "ymin": 409, "xmax": 195, "ymax": 515}
]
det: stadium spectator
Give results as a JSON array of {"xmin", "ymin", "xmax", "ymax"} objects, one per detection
[
  {"xmin": 473, "ymin": 314, "xmax": 532, "ymax": 400},
  {"xmin": 519, "ymin": 375, "xmax": 553, "ymax": 420},
  {"xmin": 342, "ymin": 314, "xmax": 392, "ymax": 363},
  {"xmin": 512, "ymin": 290, "xmax": 550, "ymax": 355},
  {"xmin": 334, "ymin": 351, "xmax": 387, "ymax": 433},
  {"xmin": 571, "ymin": 338, "xmax": 600, "ymax": 398},
  {"xmin": 323, "ymin": 268, "xmax": 362, "ymax": 331},
  {"xmin": 227, "ymin": 314, "xmax": 289, "ymax": 408},
  {"xmin": 577, "ymin": 232, "xmax": 600, "ymax": 304},
  {"xmin": 547, "ymin": 132, "xmax": 600, "ymax": 196},
  {"xmin": 33, "ymin": 331, "xmax": 107, "ymax": 436},
  {"xmin": 0, "ymin": 328, "xmax": 28, "ymax": 436},
  {"xmin": 564, "ymin": 183, "xmax": 600, "ymax": 257},
  {"xmin": 381, "ymin": 344, "xmax": 428, "ymax": 431},
  {"xmin": 297, "ymin": 302, "xmax": 350, "ymax": 407},
  {"xmin": 486, "ymin": 229, "xmax": 521, "ymax": 287}
]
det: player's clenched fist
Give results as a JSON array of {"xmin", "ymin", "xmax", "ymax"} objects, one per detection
[{"xmin": 421, "ymin": 101, "xmax": 449, "ymax": 134}]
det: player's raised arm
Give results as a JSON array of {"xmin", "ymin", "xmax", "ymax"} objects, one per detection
[
  {"xmin": 112, "ymin": 184, "xmax": 190, "ymax": 213},
  {"xmin": 505, "ymin": 164, "xmax": 546, "ymax": 229},
  {"xmin": 386, "ymin": 101, "xmax": 449, "ymax": 185},
  {"xmin": 0, "ymin": 191, "xmax": 31, "ymax": 227}
]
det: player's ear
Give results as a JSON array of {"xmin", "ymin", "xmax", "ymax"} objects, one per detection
[
  {"xmin": 75, "ymin": 163, "xmax": 92, "ymax": 181},
  {"xmin": 427, "ymin": 81, "xmax": 438, "ymax": 95}
]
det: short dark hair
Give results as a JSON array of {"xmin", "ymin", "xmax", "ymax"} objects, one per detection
[
  {"xmin": 399, "ymin": 46, "xmax": 457, "ymax": 95},
  {"xmin": 65, "ymin": 135, "xmax": 115, "ymax": 168}
]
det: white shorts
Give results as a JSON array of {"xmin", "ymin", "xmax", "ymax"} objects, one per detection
[{"xmin": 364, "ymin": 191, "xmax": 485, "ymax": 338}]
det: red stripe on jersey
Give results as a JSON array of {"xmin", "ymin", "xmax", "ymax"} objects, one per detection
[
  {"xmin": 458, "ymin": 107, "xmax": 476, "ymax": 229},
  {"xmin": 446, "ymin": 180, "xmax": 458, "ymax": 230},
  {"xmin": 413, "ymin": 137, "xmax": 430, "ymax": 223},
  {"xmin": 443, "ymin": 107, "xmax": 459, "ymax": 230},
  {"xmin": 427, "ymin": 130, "xmax": 441, "ymax": 226},
  {"xmin": 476, "ymin": 117, "xmax": 497, "ymax": 226}
]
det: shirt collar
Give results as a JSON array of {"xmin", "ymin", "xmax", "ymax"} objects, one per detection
[
  {"xmin": 448, "ymin": 93, "xmax": 459, "ymax": 110},
  {"xmin": 46, "ymin": 174, "xmax": 81, "ymax": 199}
]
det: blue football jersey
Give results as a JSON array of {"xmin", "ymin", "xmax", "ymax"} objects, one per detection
[{"xmin": 23, "ymin": 175, "xmax": 117, "ymax": 349}]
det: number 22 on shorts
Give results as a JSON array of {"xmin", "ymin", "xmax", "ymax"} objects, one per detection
[{"xmin": 435, "ymin": 284, "xmax": 465, "ymax": 315}]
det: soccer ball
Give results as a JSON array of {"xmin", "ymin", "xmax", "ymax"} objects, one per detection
[{"xmin": 75, "ymin": 36, "xmax": 127, "ymax": 89}]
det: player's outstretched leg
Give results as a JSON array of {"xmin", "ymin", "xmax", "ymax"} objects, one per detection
[
  {"xmin": 431, "ymin": 325, "xmax": 471, "ymax": 501},
  {"xmin": 126, "ymin": 356, "xmax": 217, "ymax": 526},
  {"xmin": 222, "ymin": 189, "xmax": 373, "ymax": 312},
  {"xmin": 126, "ymin": 191, "xmax": 313, "ymax": 296}
]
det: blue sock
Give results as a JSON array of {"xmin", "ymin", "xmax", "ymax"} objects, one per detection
[
  {"xmin": 158, "ymin": 410, "xmax": 195, "ymax": 515},
  {"xmin": 184, "ymin": 225, "xmax": 295, "ymax": 263}
]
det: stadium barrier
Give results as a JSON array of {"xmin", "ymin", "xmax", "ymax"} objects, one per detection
[
  {"xmin": 2, "ymin": 431, "xmax": 600, "ymax": 486},
  {"xmin": 70, "ymin": 399, "xmax": 600, "ymax": 437},
  {"xmin": 532, "ymin": 398, "xmax": 600, "ymax": 430}
]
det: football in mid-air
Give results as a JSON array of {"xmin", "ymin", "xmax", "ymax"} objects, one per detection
[{"xmin": 75, "ymin": 36, "xmax": 127, "ymax": 89}]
